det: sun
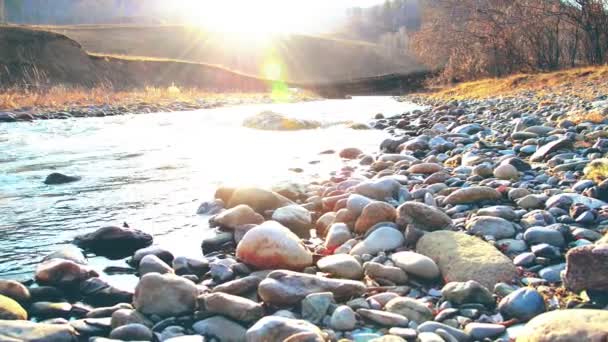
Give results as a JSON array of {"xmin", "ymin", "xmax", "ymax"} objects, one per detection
[{"xmin": 184, "ymin": 1, "xmax": 294, "ymax": 35}]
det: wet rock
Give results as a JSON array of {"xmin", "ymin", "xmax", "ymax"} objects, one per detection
[
  {"xmin": 0, "ymin": 280, "xmax": 31, "ymax": 303},
  {"xmin": 35, "ymin": 259, "xmax": 98, "ymax": 288},
  {"xmin": 133, "ymin": 273, "xmax": 197, "ymax": 318},
  {"xmin": 246, "ymin": 316, "xmax": 324, "ymax": 342},
  {"xmin": 199, "ymin": 292, "xmax": 264, "ymax": 322},
  {"xmin": 350, "ymin": 226, "xmax": 405, "ymax": 256},
  {"xmin": 396, "ymin": 202, "xmax": 452, "ymax": 231},
  {"xmin": 132, "ymin": 246, "xmax": 174, "ymax": 266},
  {"xmin": 364, "ymin": 262, "xmax": 408, "ymax": 285},
  {"xmin": 139, "ymin": 254, "xmax": 173, "ymax": 276},
  {"xmin": 498, "ymin": 288, "xmax": 545, "ymax": 322},
  {"xmin": 444, "ymin": 186, "xmax": 502, "ymax": 205},
  {"xmin": 257, "ymin": 270, "xmax": 366, "ymax": 306},
  {"xmin": 339, "ymin": 147, "xmax": 363, "ymax": 159},
  {"xmin": 466, "ymin": 216, "xmax": 516, "ymax": 239},
  {"xmin": 196, "ymin": 199, "xmax": 225, "ymax": 215},
  {"xmin": 111, "ymin": 309, "xmax": 154, "ymax": 329},
  {"xmin": 0, "ymin": 320, "xmax": 77, "ymax": 341},
  {"xmin": 236, "ymin": 221, "xmax": 313, "ymax": 270},
  {"xmin": 301, "ymin": 292, "xmax": 334, "ymax": 324},
  {"xmin": 192, "ymin": 316, "xmax": 247, "ymax": 342},
  {"xmin": 517, "ymin": 309, "xmax": 608, "ymax": 341},
  {"xmin": 385, "ymin": 297, "xmax": 433, "ymax": 323},
  {"xmin": 317, "ymin": 254, "xmax": 363, "ymax": 279},
  {"xmin": 243, "ymin": 111, "xmax": 321, "ymax": 131},
  {"xmin": 417, "ymin": 231, "xmax": 518, "ymax": 289},
  {"xmin": 74, "ymin": 226, "xmax": 153, "ymax": 258},
  {"xmin": 272, "ymin": 205, "xmax": 313, "ymax": 238},
  {"xmin": 201, "ymin": 230, "xmax": 235, "ymax": 254},
  {"xmin": 358, "ymin": 309, "xmax": 409, "ymax": 327},
  {"xmin": 44, "ymin": 172, "xmax": 81, "ymax": 185},
  {"xmin": 79, "ymin": 277, "xmax": 133, "ymax": 307},
  {"xmin": 0, "ymin": 294, "xmax": 27, "ymax": 320},
  {"xmin": 42, "ymin": 246, "xmax": 88, "ymax": 265},
  {"xmin": 391, "ymin": 251, "xmax": 440, "ymax": 280},
  {"xmin": 29, "ymin": 302, "xmax": 72, "ymax": 319},
  {"xmin": 109, "ymin": 323, "xmax": 153, "ymax": 341},
  {"xmin": 354, "ymin": 202, "xmax": 396, "ymax": 233},
  {"xmin": 563, "ymin": 244, "xmax": 608, "ymax": 292},
  {"xmin": 441, "ymin": 280, "xmax": 494, "ymax": 307},
  {"xmin": 330, "ymin": 305, "xmax": 357, "ymax": 331},
  {"xmin": 215, "ymin": 186, "xmax": 294, "ymax": 213},
  {"xmin": 210, "ymin": 204, "xmax": 264, "ymax": 230}
]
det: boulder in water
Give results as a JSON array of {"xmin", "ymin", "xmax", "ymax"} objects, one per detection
[
  {"xmin": 243, "ymin": 111, "xmax": 321, "ymax": 131},
  {"xmin": 44, "ymin": 172, "xmax": 81, "ymax": 185},
  {"xmin": 74, "ymin": 226, "xmax": 153, "ymax": 259}
]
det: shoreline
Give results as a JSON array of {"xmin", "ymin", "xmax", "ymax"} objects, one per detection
[
  {"xmin": 0, "ymin": 89, "xmax": 320, "ymax": 123},
  {"xmin": 1, "ymin": 88, "xmax": 608, "ymax": 341}
]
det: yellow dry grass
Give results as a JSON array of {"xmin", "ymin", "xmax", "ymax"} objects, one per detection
[
  {"xmin": 0, "ymin": 85, "xmax": 314, "ymax": 111},
  {"xmin": 429, "ymin": 65, "xmax": 608, "ymax": 101}
]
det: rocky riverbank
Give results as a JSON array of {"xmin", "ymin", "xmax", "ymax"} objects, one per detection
[
  {"xmin": 0, "ymin": 93, "xmax": 318, "ymax": 124},
  {"xmin": 2, "ymin": 91, "xmax": 608, "ymax": 341}
]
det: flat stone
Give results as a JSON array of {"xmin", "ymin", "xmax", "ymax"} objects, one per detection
[
  {"xmin": 444, "ymin": 186, "xmax": 502, "ymax": 205},
  {"xmin": 357, "ymin": 309, "xmax": 409, "ymax": 327},
  {"xmin": 416, "ymin": 231, "xmax": 518, "ymax": 289},
  {"xmin": 258, "ymin": 270, "xmax": 366, "ymax": 306},
  {"xmin": 0, "ymin": 321, "xmax": 77, "ymax": 341},
  {"xmin": 465, "ymin": 322, "xmax": 505, "ymax": 340}
]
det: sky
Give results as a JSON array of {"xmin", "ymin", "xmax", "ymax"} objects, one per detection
[{"xmin": 180, "ymin": 0, "xmax": 387, "ymax": 33}]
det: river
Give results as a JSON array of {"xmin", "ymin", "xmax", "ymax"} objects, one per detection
[{"xmin": 0, "ymin": 96, "xmax": 420, "ymax": 282}]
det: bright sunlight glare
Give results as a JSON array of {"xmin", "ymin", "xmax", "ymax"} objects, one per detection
[
  {"xmin": 184, "ymin": 0, "xmax": 301, "ymax": 35},
  {"xmin": 181, "ymin": 0, "xmax": 386, "ymax": 35}
]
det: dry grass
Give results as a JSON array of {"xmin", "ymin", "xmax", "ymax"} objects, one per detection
[
  {"xmin": 429, "ymin": 65, "xmax": 608, "ymax": 100},
  {"xmin": 0, "ymin": 85, "xmax": 315, "ymax": 111}
]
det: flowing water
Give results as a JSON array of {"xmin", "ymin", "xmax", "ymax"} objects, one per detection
[{"xmin": 0, "ymin": 96, "xmax": 420, "ymax": 281}]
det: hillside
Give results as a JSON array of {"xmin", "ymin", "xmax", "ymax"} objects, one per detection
[{"xmin": 43, "ymin": 25, "xmax": 424, "ymax": 83}]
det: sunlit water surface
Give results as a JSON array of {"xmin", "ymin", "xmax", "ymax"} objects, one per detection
[{"xmin": 0, "ymin": 96, "xmax": 419, "ymax": 282}]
